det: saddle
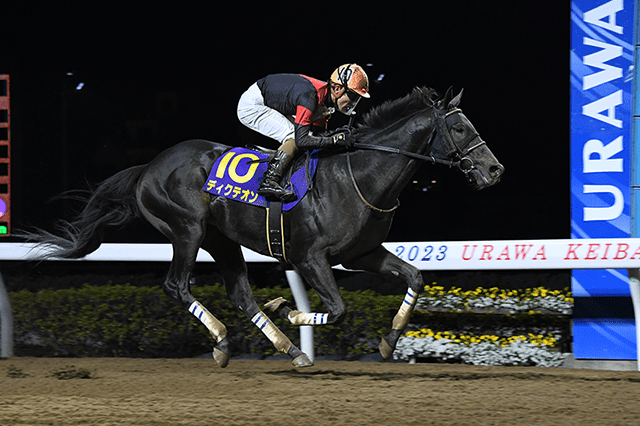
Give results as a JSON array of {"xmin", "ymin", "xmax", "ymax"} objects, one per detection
[
  {"xmin": 202, "ymin": 146, "xmax": 320, "ymax": 262},
  {"xmin": 202, "ymin": 146, "xmax": 319, "ymax": 211}
]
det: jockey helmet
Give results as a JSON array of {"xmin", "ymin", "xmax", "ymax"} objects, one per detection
[{"xmin": 330, "ymin": 64, "xmax": 370, "ymax": 99}]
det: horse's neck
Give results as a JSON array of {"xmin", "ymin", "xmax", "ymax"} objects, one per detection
[{"xmin": 350, "ymin": 125, "xmax": 431, "ymax": 208}]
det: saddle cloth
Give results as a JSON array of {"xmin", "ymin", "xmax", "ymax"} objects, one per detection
[{"xmin": 202, "ymin": 147, "xmax": 319, "ymax": 211}]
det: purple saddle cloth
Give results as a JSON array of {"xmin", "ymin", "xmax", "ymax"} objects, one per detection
[{"xmin": 202, "ymin": 147, "xmax": 319, "ymax": 211}]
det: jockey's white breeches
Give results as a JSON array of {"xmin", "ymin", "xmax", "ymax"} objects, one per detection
[{"xmin": 237, "ymin": 83, "xmax": 295, "ymax": 144}]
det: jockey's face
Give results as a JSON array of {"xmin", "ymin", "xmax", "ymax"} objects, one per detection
[{"xmin": 330, "ymin": 83, "xmax": 361, "ymax": 116}]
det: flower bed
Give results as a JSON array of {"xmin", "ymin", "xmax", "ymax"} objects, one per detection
[
  {"xmin": 394, "ymin": 285, "xmax": 572, "ymax": 367},
  {"xmin": 416, "ymin": 285, "xmax": 573, "ymax": 314},
  {"xmin": 394, "ymin": 328, "xmax": 565, "ymax": 367}
]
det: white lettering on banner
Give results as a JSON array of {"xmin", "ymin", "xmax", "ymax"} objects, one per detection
[
  {"xmin": 583, "ymin": 136, "xmax": 623, "ymax": 172},
  {"xmin": 583, "ymin": 184, "xmax": 624, "ymax": 220},
  {"xmin": 582, "ymin": 38, "xmax": 622, "ymax": 90},
  {"xmin": 583, "ymin": 0, "xmax": 623, "ymax": 34},
  {"xmin": 579, "ymin": 0, "xmax": 625, "ymax": 223},
  {"xmin": 582, "ymin": 90, "xmax": 623, "ymax": 127}
]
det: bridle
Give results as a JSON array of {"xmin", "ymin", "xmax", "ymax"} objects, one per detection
[
  {"xmin": 432, "ymin": 107, "xmax": 487, "ymax": 168},
  {"xmin": 347, "ymin": 106, "xmax": 487, "ymax": 213},
  {"xmin": 353, "ymin": 107, "xmax": 486, "ymax": 171}
]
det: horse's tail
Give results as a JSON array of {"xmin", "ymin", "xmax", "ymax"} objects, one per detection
[{"xmin": 21, "ymin": 165, "xmax": 146, "ymax": 259}]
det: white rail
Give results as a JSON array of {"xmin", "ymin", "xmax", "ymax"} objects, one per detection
[{"xmin": 3, "ymin": 238, "xmax": 640, "ymax": 268}]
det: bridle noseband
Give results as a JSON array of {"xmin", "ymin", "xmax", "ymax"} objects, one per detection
[{"xmin": 347, "ymin": 106, "xmax": 487, "ymax": 212}]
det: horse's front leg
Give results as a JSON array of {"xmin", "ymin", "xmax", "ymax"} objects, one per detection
[{"xmin": 342, "ymin": 245, "xmax": 424, "ymax": 360}]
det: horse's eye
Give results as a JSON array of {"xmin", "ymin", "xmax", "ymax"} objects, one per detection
[{"xmin": 452, "ymin": 124, "xmax": 465, "ymax": 134}]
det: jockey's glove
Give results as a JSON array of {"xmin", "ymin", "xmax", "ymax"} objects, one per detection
[{"xmin": 331, "ymin": 131, "xmax": 354, "ymax": 148}]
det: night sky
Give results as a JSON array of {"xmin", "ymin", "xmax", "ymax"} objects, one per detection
[{"xmin": 3, "ymin": 2, "xmax": 569, "ymax": 244}]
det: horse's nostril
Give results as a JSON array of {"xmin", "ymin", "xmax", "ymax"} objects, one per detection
[{"xmin": 490, "ymin": 164, "xmax": 504, "ymax": 176}]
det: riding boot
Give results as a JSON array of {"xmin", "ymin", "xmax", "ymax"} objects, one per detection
[{"xmin": 258, "ymin": 150, "xmax": 297, "ymax": 202}]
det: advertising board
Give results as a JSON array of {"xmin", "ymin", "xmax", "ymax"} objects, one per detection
[{"xmin": 570, "ymin": 0, "xmax": 637, "ymax": 359}]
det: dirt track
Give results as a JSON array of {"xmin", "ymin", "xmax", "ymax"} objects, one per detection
[{"xmin": 1, "ymin": 357, "xmax": 640, "ymax": 425}]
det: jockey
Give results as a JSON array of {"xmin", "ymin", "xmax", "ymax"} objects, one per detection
[{"xmin": 237, "ymin": 63, "xmax": 370, "ymax": 202}]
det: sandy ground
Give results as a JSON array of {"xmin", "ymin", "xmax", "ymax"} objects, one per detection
[{"xmin": 1, "ymin": 357, "xmax": 639, "ymax": 426}]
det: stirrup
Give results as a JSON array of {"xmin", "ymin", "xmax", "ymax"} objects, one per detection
[{"xmin": 258, "ymin": 183, "xmax": 297, "ymax": 203}]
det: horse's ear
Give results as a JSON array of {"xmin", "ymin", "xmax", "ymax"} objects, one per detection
[
  {"xmin": 440, "ymin": 86, "xmax": 454, "ymax": 108},
  {"xmin": 449, "ymin": 88, "xmax": 464, "ymax": 108}
]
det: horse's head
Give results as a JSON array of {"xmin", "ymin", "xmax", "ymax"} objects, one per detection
[{"xmin": 431, "ymin": 88, "xmax": 504, "ymax": 190}]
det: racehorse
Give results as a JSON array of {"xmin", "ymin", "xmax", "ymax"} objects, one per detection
[{"xmin": 23, "ymin": 86, "xmax": 504, "ymax": 368}]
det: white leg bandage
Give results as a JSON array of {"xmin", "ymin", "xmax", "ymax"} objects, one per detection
[
  {"xmin": 189, "ymin": 301, "xmax": 227, "ymax": 343},
  {"xmin": 287, "ymin": 310, "xmax": 329, "ymax": 325},
  {"xmin": 251, "ymin": 311, "xmax": 293, "ymax": 354},
  {"xmin": 392, "ymin": 288, "xmax": 419, "ymax": 330}
]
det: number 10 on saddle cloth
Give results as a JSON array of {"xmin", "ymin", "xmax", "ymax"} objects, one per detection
[{"xmin": 202, "ymin": 147, "xmax": 319, "ymax": 210}]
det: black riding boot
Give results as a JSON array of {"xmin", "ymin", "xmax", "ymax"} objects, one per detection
[{"xmin": 258, "ymin": 150, "xmax": 297, "ymax": 202}]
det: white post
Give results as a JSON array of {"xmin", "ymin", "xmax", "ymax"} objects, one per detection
[
  {"xmin": 0, "ymin": 273, "xmax": 14, "ymax": 358},
  {"xmin": 285, "ymin": 269, "xmax": 314, "ymax": 362},
  {"xmin": 627, "ymin": 269, "xmax": 640, "ymax": 371}
]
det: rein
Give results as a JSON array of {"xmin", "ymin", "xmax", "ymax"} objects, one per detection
[
  {"xmin": 346, "ymin": 107, "xmax": 486, "ymax": 213},
  {"xmin": 353, "ymin": 108, "xmax": 486, "ymax": 167},
  {"xmin": 352, "ymin": 140, "xmax": 458, "ymax": 167}
]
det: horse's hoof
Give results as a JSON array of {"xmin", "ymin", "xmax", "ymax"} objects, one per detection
[
  {"xmin": 213, "ymin": 347, "xmax": 230, "ymax": 368},
  {"xmin": 379, "ymin": 337, "xmax": 394, "ymax": 360},
  {"xmin": 264, "ymin": 297, "xmax": 288, "ymax": 313},
  {"xmin": 291, "ymin": 353, "xmax": 314, "ymax": 368}
]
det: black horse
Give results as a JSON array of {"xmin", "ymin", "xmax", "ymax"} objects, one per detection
[{"xmin": 24, "ymin": 87, "xmax": 503, "ymax": 367}]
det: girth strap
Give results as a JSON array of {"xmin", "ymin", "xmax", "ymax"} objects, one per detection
[{"xmin": 266, "ymin": 202, "xmax": 288, "ymax": 263}]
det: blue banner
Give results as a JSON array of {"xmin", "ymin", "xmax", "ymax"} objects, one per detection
[{"xmin": 570, "ymin": 0, "xmax": 636, "ymax": 359}]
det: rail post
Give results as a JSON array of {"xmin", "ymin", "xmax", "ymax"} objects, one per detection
[{"xmin": 0, "ymin": 273, "xmax": 13, "ymax": 357}]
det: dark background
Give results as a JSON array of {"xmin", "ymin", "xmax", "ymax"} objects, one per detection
[{"xmin": 2, "ymin": 2, "xmax": 569, "ymax": 244}]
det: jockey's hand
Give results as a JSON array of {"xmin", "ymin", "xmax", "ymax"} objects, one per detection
[{"xmin": 331, "ymin": 131, "xmax": 354, "ymax": 148}]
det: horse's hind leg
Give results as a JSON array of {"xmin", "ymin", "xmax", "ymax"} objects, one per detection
[
  {"xmin": 137, "ymin": 183, "xmax": 231, "ymax": 366},
  {"xmin": 201, "ymin": 228, "xmax": 313, "ymax": 368},
  {"xmin": 163, "ymin": 235, "xmax": 233, "ymax": 367}
]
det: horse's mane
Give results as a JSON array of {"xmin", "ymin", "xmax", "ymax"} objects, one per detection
[{"xmin": 355, "ymin": 86, "xmax": 439, "ymax": 137}]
